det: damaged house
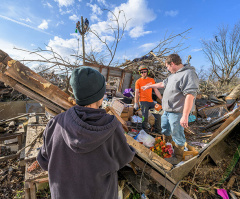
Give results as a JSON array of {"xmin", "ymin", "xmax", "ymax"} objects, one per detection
[{"xmin": 0, "ymin": 49, "xmax": 240, "ymax": 199}]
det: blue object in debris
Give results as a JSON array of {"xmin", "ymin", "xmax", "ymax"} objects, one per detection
[
  {"xmin": 134, "ymin": 133, "xmax": 139, "ymax": 140},
  {"xmin": 188, "ymin": 114, "xmax": 196, "ymax": 123}
]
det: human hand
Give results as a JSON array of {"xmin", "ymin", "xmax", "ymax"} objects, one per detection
[
  {"xmin": 180, "ymin": 115, "xmax": 188, "ymax": 128},
  {"xmin": 142, "ymin": 85, "xmax": 149, "ymax": 91},
  {"xmin": 134, "ymin": 103, "xmax": 139, "ymax": 110}
]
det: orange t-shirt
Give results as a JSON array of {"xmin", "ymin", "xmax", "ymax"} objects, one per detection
[{"xmin": 135, "ymin": 77, "xmax": 155, "ymax": 102}]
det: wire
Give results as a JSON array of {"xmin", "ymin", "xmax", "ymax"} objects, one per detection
[{"xmin": 168, "ymin": 180, "xmax": 183, "ymax": 199}]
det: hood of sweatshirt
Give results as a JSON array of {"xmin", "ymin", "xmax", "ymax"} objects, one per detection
[
  {"xmin": 176, "ymin": 64, "xmax": 196, "ymax": 73},
  {"xmin": 56, "ymin": 105, "xmax": 119, "ymax": 154}
]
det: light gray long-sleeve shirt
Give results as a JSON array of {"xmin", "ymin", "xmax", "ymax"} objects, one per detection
[{"xmin": 162, "ymin": 64, "xmax": 199, "ymax": 113}]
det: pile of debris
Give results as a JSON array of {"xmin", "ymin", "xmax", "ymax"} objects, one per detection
[
  {"xmin": 0, "ymin": 81, "xmax": 28, "ymax": 102},
  {"xmin": 1, "ymin": 48, "xmax": 240, "ymax": 199},
  {"xmin": 0, "ymin": 116, "xmax": 28, "ymax": 198}
]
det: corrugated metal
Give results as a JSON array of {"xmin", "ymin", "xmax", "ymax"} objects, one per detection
[
  {"xmin": 101, "ymin": 68, "xmax": 108, "ymax": 79},
  {"xmin": 109, "ymin": 69, "xmax": 122, "ymax": 77},
  {"xmin": 121, "ymin": 72, "xmax": 132, "ymax": 92}
]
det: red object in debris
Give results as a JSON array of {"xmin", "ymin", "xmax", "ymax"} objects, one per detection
[
  {"xmin": 27, "ymin": 160, "xmax": 40, "ymax": 172},
  {"xmin": 131, "ymin": 129, "xmax": 139, "ymax": 133},
  {"xmin": 155, "ymin": 104, "xmax": 162, "ymax": 111}
]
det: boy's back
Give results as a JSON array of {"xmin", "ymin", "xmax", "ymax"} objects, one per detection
[{"xmin": 37, "ymin": 66, "xmax": 135, "ymax": 199}]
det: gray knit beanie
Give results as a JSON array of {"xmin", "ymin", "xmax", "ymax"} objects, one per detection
[{"xmin": 70, "ymin": 66, "xmax": 106, "ymax": 106}]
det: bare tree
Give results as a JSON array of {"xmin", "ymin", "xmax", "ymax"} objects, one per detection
[
  {"xmin": 13, "ymin": 44, "xmax": 85, "ymax": 94},
  {"xmin": 121, "ymin": 28, "xmax": 192, "ymax": 80},
  {"xmin": 202, "ymin": 21, "xmax": 240, "ymax": 86},
  {"xmin": 89, "ymin": 9, "xmax": 129, "ymax": 66}
]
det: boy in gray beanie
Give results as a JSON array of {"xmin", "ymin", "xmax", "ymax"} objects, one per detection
[{"xmin": 37, "ymin": 66, "xmax": 135, "ymax": 199}]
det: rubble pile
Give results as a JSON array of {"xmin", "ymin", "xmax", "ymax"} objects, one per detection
[
  {"xmin": 0, "ymin": 150, "xmax": 24, "ymax": 199},
  {"xmin": 38, "ymin": 71, "xmax": 67, "ymax": 91},
  {"xmin": 0, "ymin": 81, "xmax": 28, "ymax": 102},
  {"xmin": 1, "ymin": 48, "xmax": 240, "ymax": 198}
]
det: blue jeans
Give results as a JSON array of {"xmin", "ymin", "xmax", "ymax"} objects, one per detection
[{"xmin": 161, "ymin": 111, "xmax": 185, "ymax": 146}]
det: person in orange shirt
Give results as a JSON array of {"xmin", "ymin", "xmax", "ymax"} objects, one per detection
[{"xmin": 135, "ymin": 65, "xmax": 162, "ymax": 133}]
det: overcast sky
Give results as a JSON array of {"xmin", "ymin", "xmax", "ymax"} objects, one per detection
[{"xmin": 0, "ymin": 0, "xmax": 239, "ymax": 72}]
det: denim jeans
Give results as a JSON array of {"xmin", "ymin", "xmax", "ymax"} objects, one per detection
[
  {"xmin": 140, "ymin": 101, "xmax": 155, "ymax": 133},
  {"xmin": 161, "ymin": 111, "xmax": 185, "ymax": 146}
]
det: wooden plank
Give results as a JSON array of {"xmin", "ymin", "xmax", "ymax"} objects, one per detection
[
  {"xmin": 14, "ymin": 84, "xmax": 63, "ymax": 113},
  {"xmin": 0, "ymin": 51, "xmax": 73, "ymax": 110},
  {"xmin": 0, "ymin": 113, "xmax": 29, "ymax": 125},
  {"xmin": 24, "ymin": 182, "xmax": 31, "ymax": 199},
  {"xmin": 169, "ymin": 156, "xmax": 198, "ymax": 182},
  {"xmin": 4, "ymin": 63, "xmax": 73, "ymax": 110},
  {"xmin": 126, "ymin": 134, "xmax": 173, "ymax": 172},
  {"xmin": 29, "ymin": 182, "xmax": 37, "ymax": 199},
  {"xmin": 33, "ymin": 177, "xmax": 49, "ymax": 184},
  {"xmin": 24, "ymin": 116, "xmax": 45, "ymax": 161},
  {"xmin": 209, "ymin": 106, "xmax": 240, "ymax": 141},
  {"xmin": 84, "ymin": 61, "xmax": 133, "ymax": 73},
  {"xmin": 106, "ymin": 107, "xmax": 128, "ymax": 132},
  {"xmin": 0, "ymin": 73, "xmax": 63, "ymax": 114},
  {"xmin": 133, "ymin": 157, "xmax": 193, "ymax": 199},
  {"xmin": 0, "ymin": 132, "xmax": 23, "ymax": 141}
]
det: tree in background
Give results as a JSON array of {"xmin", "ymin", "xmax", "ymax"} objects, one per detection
[
  {"xmin": 202, "ymin": 21, "xmax": 240, "ymax": 86},
  {"xmin": 88, "ymin": 9, "xmax": 129, "ymax": 67}
]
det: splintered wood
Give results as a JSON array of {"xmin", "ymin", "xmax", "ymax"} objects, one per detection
[
  {"xmin": 24, "ymin": 116, "xmax": 45, "ymax": 161},
  {"xmin": 0, "ymin": 50, "xmax": 74, "ymax": 114}
]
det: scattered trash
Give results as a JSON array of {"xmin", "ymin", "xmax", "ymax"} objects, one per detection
[{"xmin": 135, "ymin": 130, "xmax": 155, "ymax": 147}]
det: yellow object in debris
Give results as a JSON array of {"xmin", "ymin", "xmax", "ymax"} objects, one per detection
[
  {"xmin": 172, "ymin": 142, "xmax": 199, "ymax": 161},
  {"xmin": 42, "ymin": 83, "xmax": 51, "ymax": 89},
  {"xmin": 7, "ymin": 60, "xmax": 17, "ymax": 67},
  {"xmin": 183, "ymin": 143, "xmax": 199, "ymax": 161}
]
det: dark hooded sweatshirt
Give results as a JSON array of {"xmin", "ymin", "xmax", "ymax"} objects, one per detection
[{"xmin": 37, "ymin": 105, "xmax": 135, "ymax": 199}]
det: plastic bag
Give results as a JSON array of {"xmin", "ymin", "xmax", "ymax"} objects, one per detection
[
  {"xmin": 130, "ymin": 115, "xmax": 142, "ymax": 123},
  {"xmin": 136, "ymin": 130, "xmax": 155, "ymax": 147}
]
